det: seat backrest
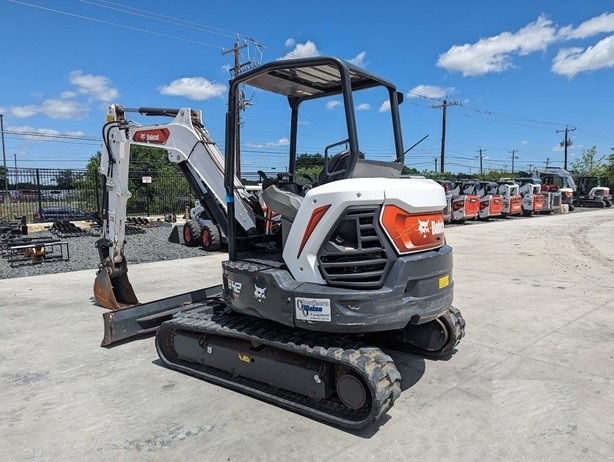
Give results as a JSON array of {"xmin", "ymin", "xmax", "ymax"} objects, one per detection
[
  {"xmin": 318, "ymin": 151, "xmax": 401, "ymax": 185},
  {"xmin": 318, "ymin": 150, "xmax": 352, "ymax": 185}
]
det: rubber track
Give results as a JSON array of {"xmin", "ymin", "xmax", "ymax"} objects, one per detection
[
  {"xmin": 437, "ymin": 305, "xmax": 466, "ymax": 356},
  {"xmin": 156, "ymin": 307, "xmax": 401, "ymax": 430},
  {"xmin": 369, "ymin": 305, "xmax": 466, "ymax": 359}
]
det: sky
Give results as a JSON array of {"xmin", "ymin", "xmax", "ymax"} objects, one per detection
[{"xmin": 1, "ymin": 0, "xmax": 613, "ymax": 176}]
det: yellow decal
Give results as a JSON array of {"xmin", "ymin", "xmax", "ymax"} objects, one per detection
[
  {"xmin": 238, "ymin": 353, "xmax": 251, "ymax": 363},
  {"xmin": 438, "ymin": 275, "xmax": 450, "ymax": 289}
]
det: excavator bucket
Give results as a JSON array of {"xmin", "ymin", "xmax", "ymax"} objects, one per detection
[{"xmin": 94, "ymin": 269, "xmax": 139, "ymax": 311}]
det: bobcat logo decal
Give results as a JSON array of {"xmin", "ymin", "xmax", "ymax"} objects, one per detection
[
  {"xmin": 254, "ymin": 284, "xmax": 267, "ymax": 302},
  {"xmin": 417, "ymin": 218, "xmax": 430, "ymax": 238}
]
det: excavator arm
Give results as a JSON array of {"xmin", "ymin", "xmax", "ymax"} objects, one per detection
[
  {"xmin": 93, "ymin": 104, "xmax": 259, "ymax": 310},
  {"xmin": 94, "ymin": 110, "xmax": 138, "ymax": 310}
]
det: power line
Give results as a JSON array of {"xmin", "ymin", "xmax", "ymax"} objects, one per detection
[
  {"xmin": 3, "ymin": 130, "xmax": 100, "ymax": 142},
  {"xmin": 9, "ymin": 0, "xmax": 227, "ymax": 49},
  {"xmin": 82, "ymin": 0, "xmax": 238, "ymax": 39}
]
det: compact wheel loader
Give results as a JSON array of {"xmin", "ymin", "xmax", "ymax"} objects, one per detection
[{"xmin": 94, "ymin": 56, "xmax": 465, "ymax": 430}]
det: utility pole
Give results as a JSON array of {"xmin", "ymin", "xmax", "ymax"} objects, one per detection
[
  {"xmin": 0, "ymin": 114, "xmax": 8, "ymax": 202},
  {"xmin": 432, "ymin": 99, "xmax": 460, "ymax": 173},
  {"xmin": 223, "ymin": 36, "xmax": 248, "ymax": 179},
  {"xmin": 509, "ymin": 149, "xmax": 519, "ymax": 174},
  {"xmin": 477, "ymin": 148, "xmax": 486, "ymax": 175},
  {"xmin": 434, "ymin": 157, "xmax": 438, "ymax": 173},
  {"xmin": 556, "ymin": 125, "xmax": 575, "ymax": 170}
]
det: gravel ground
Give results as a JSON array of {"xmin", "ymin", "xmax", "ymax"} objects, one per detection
[
  {"xmin": 0, "ymin": 206, "xmax": 597, "ymax": 280},
  {"xmin": 0, "ymin": 222, "xmax": 210, "ymax": 280}
]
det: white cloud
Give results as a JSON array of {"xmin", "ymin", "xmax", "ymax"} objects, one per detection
[
  {"xmin": 280, "ymin": 40, "xmax": 320, "ymax": 59},
  {"xmin": 69, "ymin": 71, "xmax": 118, "ymax": 101},
  {"xmin": 552, "ymin": 35, "xmax": 614, "ymax": 77},
  {"xmin": 559, "ymin": 12, "xmax": 614, "ymax": 39},
  {"xmin": 267, "ymin": 137, "xmax": 289, "ymax": 147},
  {"xmin": 9, "ymin": 100, "xmax": 81, "ymax": 120},
  {"xmin": 158, "ymin": 77, "xmax": 226, "ymax": 100},
  {"xmin": 6, "ymin": 70, "xmax": 118, "ymax": 120},
  {"xmin": 437, "ymin": 12, "xmax": 614, "ymax": 78},
  {"xmin": 347, "ymin": 51, "xmax": 367, "ymax": 67},
  {"xmin": 408, "ymin": 85, "xmax": 455, "ymax": 99},
  {"xmin": 10, "ymin": 105, "xmax": 40, "ymax": 118},
  {"xmin": 247, "ymin": 137, "xmax": 290, "ymax": 148},
  {"xmin": 437, "ymin": 14, "xmax": 558, "ymax": 76},
  {"xmin": 325, "ymin": 100, "xmax": 341, "ymax": 110},
  {"xmin": 285, "ymin": 38, "xmax": 296, "ymax": 48},
  {"xmin": 356, "ymin": 103, "xmax": 370, "ymax": 111},
  {"xmin": 42, "ymin": 98, "xmax": 82, "ymax": 119},
  {"xmin": 378, "ymin": 100, "xmax": 391, "ymax": 113}
]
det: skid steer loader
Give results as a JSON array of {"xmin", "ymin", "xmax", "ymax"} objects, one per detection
[{"xmin": 94, "ymin": 56, "xmax": 465, "ymax": 430}]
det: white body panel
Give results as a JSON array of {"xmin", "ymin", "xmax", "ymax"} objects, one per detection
[
  {"xmin": 282, "ymin": 178, "xmax": 446, "ymax": 284},
  {"xmin": 99, "ymin": 140, "xmax": 132, "ymax": 264},
  {"xmin": 104, "ymin": 107, "xmax": 257, "ymax": 233}
]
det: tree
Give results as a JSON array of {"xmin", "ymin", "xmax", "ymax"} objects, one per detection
[
  {"xmin": 84, "ymin": 146, "xmax": 193, "ymax": 215},
  {"xmin": 295, "ymin": 153, "xmax": 324, "ymax": 184},
  {"xmin": 55, "ymin": 169, "xmax": 77, "ymax": 189},
  {"xmin": 604, "ymin": 147, "xmax": 614, "ymax": 185},
  {"xmin": 570, "ymin": 145, "xmax": 606, "ymax": 176},
  {"xmin": 0, "ymin": 165, "xmax": 8, "ymax": 190}
]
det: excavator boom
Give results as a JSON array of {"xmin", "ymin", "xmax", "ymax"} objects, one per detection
[{"xmin": 94, "ymin": 105, "xmax": 260, "ymax": 310}]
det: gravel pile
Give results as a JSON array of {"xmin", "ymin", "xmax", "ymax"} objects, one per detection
[{"xmin": 0, "ymin": 222, "xmax": 210, "ymax": 280}]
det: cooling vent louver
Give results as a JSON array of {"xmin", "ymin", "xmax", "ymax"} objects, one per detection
[{"xmin": 317, "ymin": 206, "xmax": 394, "ymax": 289}]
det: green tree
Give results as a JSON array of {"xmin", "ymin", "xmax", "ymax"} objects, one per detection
[
  {"xmin": 295, "ymin": 153, "xmax": 324, "ymax": 184},
  {"xmin": 0, "ymin": 165, "xmax": 8, "ymax": 190},
  {"xmin": 84, "ymin": 146, "xmax": 193, "ymax": 215},
  {"xmin": 570, "ymin": 145, "xmax": 606, "ymax": 176},
  {"xmin": 55, "ymin": 169, "xmax": 77, "ymax": 189},
  {"xmin": 603, "ymin": 147, "xmax": 614, "ymax": 185}
]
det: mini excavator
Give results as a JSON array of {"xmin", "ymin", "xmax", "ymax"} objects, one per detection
[{"xmin": 94, "ymin": 56, "xmax": 465, "ymax": 430}]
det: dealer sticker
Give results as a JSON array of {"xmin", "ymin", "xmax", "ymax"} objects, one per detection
[{"xmin": 295, "ymin": 297, "xmax": 331, "ymax": 322}]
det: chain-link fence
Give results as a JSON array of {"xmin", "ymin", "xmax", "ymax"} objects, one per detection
[{"xmin": 0, "ymin": 167, "xmax": 268, "ymax": 223}]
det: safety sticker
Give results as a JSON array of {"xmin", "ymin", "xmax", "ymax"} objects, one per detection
[{"xmin": 295, "ymin": 297, "xmax": 331, "ymax": 322}]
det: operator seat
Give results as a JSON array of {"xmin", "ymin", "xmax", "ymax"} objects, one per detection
[
  {"xmin": 261, "ymin": 184, "xmax": 303, "ymax": 246},
  {"xmin": 318, "ymin": 150, "xmax": 402, "ymax": 185},
  {"xmin": 318, "ymin": 150, "xmax": 355, "ymax": 185}
]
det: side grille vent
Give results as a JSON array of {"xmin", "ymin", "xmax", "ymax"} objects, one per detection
[{"xmin": 317, "ymin": 206, "xmax": 393, "ymax": 289}]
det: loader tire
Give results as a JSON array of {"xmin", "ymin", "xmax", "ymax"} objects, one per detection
[
  {"xmin": 200, "ymin": 223, "xmax": 221, "ymax": 251},
  {"xmin": 183, "ymin": 220, "xmax": 201, "ymax": 247}
]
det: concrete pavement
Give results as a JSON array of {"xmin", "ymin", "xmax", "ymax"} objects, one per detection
[{"xmin": 1, "ymin": 209, "xmax": 613, "ymax": 461}]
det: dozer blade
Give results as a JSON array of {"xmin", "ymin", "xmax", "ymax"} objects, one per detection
[
  {"xmin": 94, "ymin": 269, "xmax": 139, "ymax": 311},
  {"xmin": 101, "ymin": 285, "xmax": 223, "ymax": 347}
]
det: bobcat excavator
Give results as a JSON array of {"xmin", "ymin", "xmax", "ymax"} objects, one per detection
[{"xmin": 94, "ymin": 56, "xmax": 465, "ymax": 431}]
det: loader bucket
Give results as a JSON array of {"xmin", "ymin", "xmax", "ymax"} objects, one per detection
[{"xmin": 94, "ymin": 269, "xmax": 139, "ymax": 311}]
